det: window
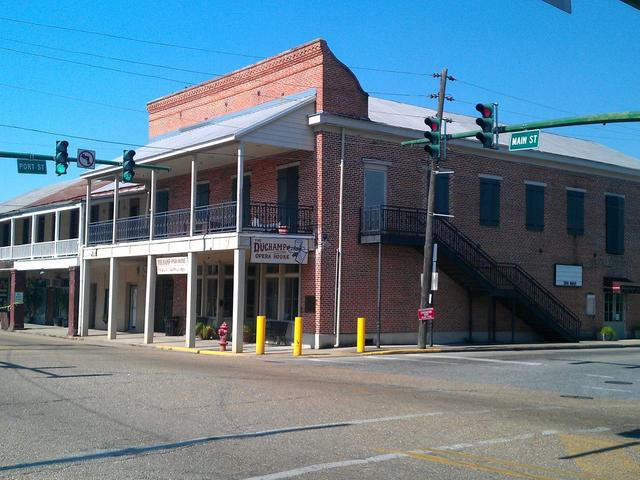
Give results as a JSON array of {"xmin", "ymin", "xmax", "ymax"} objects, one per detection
[
  {"xmin": 37, "ymin": 216, "xmax": 45, "ymax": 242},
  {"xmin": 605, "ymin": 195, "xmax": 624, "ymax": 254},
  {"xmin": 525, "ymin": 183, "xmax": 545, "ymax": 231},
  {"xmin": 90, "ymin": 204, "xmax": 100, "ymax": 223},
  {"xmin": 277, "ymin": 166, "xmax": 298, "ymax": 230},
  {"xmin": 156, "ymin": 191, "xmax": 169, "ymax": 213},
  {"xmin": 363, "ymin": 165, "xmax": 386, "ymax": 209},
  {"xmin": 566, "ymin": 190, "xmax": 584, "ymax": 235},
  {"xmin": 196, "ymin": 183, "xmax": 209, "ymax": 207},
  {"xmin": 129, "ymin": 198, "xmax": 140, "ymax": 217},
  {"xmin": 479, "ymin": 177, "xmax": 500, "ymax": 226},
  {"xmin": 69, "ymin": 209, "xmax": 79, "ymax": 239},
  {"xmin": 434, "ymin": 174, "xmax": 450, "ymax": 216}
]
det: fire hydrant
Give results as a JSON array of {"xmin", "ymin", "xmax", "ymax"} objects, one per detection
[{"xmin": 218, "ymin": 322, "xmax": 229, "ymax": 352}]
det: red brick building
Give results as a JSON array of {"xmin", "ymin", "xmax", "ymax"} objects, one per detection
[{"xmin": 3, "ymin": 39, "xmax": 639, "ymax": 347}]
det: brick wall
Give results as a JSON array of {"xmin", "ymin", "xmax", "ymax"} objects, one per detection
[{"xmin": 147, "ymin": 39, "xmax": 368, "ymax": 139}]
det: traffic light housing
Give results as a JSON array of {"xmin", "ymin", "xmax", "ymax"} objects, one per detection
[
  {"xmin": 424, "ymin": 116, "xmax": 441, "ymax": 159},
  {"xmin": 122, "ymin": 150, "xmax": 136, "ymax": 182},
  {"xmin": 55, "ymin": 140, "xmax": 69, "ymax": 175},
  {"xmin": 475, "ymin": 103, "xmax": 495, "ymax": 148}
]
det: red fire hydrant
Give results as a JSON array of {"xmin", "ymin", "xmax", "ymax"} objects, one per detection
[{"xmin": 218, "ymin": 322, "xmax": 229, "ymax": 352}]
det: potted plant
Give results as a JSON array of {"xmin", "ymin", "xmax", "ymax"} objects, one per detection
[
  {"xmin": 243, "ymin": 323, "xmax": 256, "ymax": 343},
  {"xmin": 598, "ymin": 326, "xmax": 616, "ymax": 341}
]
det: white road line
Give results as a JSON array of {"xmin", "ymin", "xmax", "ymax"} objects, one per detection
[
  {"xmin": 424, "ymin": 354, "xmax": 542, "ymax": 366},
  {"xmin": 242, "ymin": 425, "xmax": 612, "ymax": 480},
  {"xmin": 243, "ymin": 453, "xmax": 409, "ymax": 480},
  {"xmin": 584, "ymin": 374, "xmax": 615, "ymax": 379},
  {"xmin": 587, "ymin": 386, "xmax": 631, "ymax": 393}
]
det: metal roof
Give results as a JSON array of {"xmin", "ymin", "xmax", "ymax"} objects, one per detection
[
  {"xmin": 369, "ymin": 97, "xmax": 640, "ymax": 171},
  {"xmin": 0, "ymin": 177, "xmax": 83, "ymax": 217}
]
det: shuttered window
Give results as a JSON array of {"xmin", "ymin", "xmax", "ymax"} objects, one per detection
[
  {"xmin": 566, "ymin": 190, "xmax": 584, "ymax": 235},
  {"xmin": 479, "ymin": 178, "xmax": 500, "ymax": 226},
  {"xmin": 434, "ymin": 174, "xmax": 450, "ymax": 216},
  {"xmin": 525, "ymin": 184, "xmax": 545, "ymax": 231},
  {"xmin": 605, "ymin": 195, "xmax": 624, "ymax": 255}
]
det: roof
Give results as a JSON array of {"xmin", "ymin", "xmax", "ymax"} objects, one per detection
[
  {"xmin": 83, "ymin": 90, "xmax": 317, "ymax": 179},
  {"xmin": 368, "ymin": 97, "xmax": 640, "ymax": 171},
  {"xmin": 0, "ymin": 178, "xmax": 83, "ymax": 217}
]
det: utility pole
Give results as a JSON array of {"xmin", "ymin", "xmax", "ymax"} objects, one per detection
[{"xmin": 418, "ymin": 68, "xmax": 448, "ymax": 349}]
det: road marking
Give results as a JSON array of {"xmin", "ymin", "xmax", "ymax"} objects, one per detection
[
  {"xmin": 587, "ymin": 386, "xmax": 631, "ymax": 393},
  {"xmin": 584, "ymin": 374, "xmax": 614, "ymax": 379},
  {"xmin": 243, "ymin": 453, "xmax": 408, "ymax": 480},
  {"xmin": 425, "ymin": 354, "xmax": 542, "ymax": 366},
  {"xmin": 560, "ymin": 433, "xmax": 640, "ymax": 479}
]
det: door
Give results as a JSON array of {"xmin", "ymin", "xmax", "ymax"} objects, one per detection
[
  {"xmin": 154, "ymin": 276, "xmax": 173, "ymax": 332},
  {"xmin": 89, "ymin": 283, "xmax": 97, "ymax": 329},
  {"xmin": 277, "ymin": 166, "xmax": 298, "ymax": 232},
  {"xmin": 604, "ymin": 292, "xmax": 626, "ymax": 339},
  {"xmin": 127, "ymin": 284, "xmax": 138, "ymax": 331}
]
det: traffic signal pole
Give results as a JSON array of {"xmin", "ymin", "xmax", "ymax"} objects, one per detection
[
  {"xmin": 0, "ymin": 150, "xmax": 171, "ymax": 171},
  {"xmin": 418, "ymin": 67, "xmax": 448, "ymax": 349}
]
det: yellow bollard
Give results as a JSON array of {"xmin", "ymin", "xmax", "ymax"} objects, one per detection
[
  {"xmin": 256, "ymin": 315, "xmax": 266, "ymax": 355},
  {"xmin": 293, "ymin": 316, "xmax": 303, "ymax": 356},
  {"xmin": 357, "ymin": 317, "xmax": 365, "ymax": 353}
]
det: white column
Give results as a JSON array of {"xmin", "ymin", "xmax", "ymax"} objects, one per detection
[
  {"xmin": 236, "ymin": 143, "xmax": 244, "ymax": 233},
  {"xmin": 78, "ymin": 258, "xmax": 91, "ymax": 336},
  {"xmin": 84, "ymin": 179, "xmax": 92, "ymax": 246},
  {"xmin": 10, "ymin": 217, "xmax": 15, "ymax": 247},
  {"xmin": 231, "ymin": 248, "xmax": 246, "ymax": 353},
  {"xmin": 54, "ymin": 210, "xmax": 60, "ymax": 257},
  {"xmin": 216, "ymin": 261, "xmax": 224, "ymax": 324},
  {"xmin": 149, "ymin": 169, "xmax": 156, "ymax": 240},
  {"xmin": 78, "ymin": 205, "xmax": 85, "ymax": 247},
  {"xmin": 185, "ymin": 252, "xmax": 197, "ymax": 348},
  {"xmin": 107, "ymin": 257, "xmax": 118, "ymax": 340},
  {"xmin": 112, "ymin": 177, "xmax": 119, "ymax": 244},
  {"xmin": 143, "ymin": 255, "xmax": 156, "ymax": 344},
  {"xmin": 189, "ymin": 155, "xmax": 197, "ymax": 237},
  {"xmin": 30, "ymin": 215, "xmax": 37, "ymax": 257}
]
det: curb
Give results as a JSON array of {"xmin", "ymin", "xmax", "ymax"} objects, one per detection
[{"xmin": 155, "ymin": 345, "xmax": 238, "ymax": 356}]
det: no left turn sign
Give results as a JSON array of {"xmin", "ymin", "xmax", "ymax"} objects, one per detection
[{"xmin": 77, "ymin": 149, "xmax": 96, "ymax": 169}]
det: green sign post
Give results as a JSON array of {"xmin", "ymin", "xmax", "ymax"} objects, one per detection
[
  {"xmin": 17, "ymin": 159, "xmax": 47, "ymax": 174},
  {"xmin": 509, "ymin": 130, "xmax": 540, "ymax": 151}
]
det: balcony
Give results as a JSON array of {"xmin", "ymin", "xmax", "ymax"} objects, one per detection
[
  {"xmin": 0, "ymin": 238, "xmax": 80, "ymax": 261},
  {"xmin": 360, "ymin": 205, "xmax": 427, "ymax": 246},
  {"xmin": 88, "ymin": 201, "xmax": 315, "ymax": 246}
]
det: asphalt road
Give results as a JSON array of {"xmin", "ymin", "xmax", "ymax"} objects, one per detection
[{"xmin": 1, "ymin": 333, "xmax": 638, "ymax": 479}]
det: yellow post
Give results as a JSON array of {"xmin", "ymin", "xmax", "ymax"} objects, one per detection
[
  {"xmin": 293, "ymin": 316, "xmax": 303, "ymax": 356},
  {"xmin": 256, "ymin": 315, "xmax": 266, "ymax": 355},
  {"xmin": 357, "ymin": 317, "xmax": 365, "ymax": 353}
]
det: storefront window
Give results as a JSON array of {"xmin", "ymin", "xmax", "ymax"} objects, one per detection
[
  {"xmin": 205, "ymin": 277, "xmax": 217, "ymax": 318},
  {"xmin": 265, "ymin": 277, "xmax": 279, "ymax": 320},
  {"xmin": 283, "ymin": 277, "xmax": 299, "ymax": 321}
]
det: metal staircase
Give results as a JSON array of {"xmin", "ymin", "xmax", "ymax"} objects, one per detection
[{"xmin": 359, "ymin": 205, "xmax": 581, "ymax": 341}]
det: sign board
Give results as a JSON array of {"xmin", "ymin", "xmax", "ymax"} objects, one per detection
[
  {"xmin": 509, "ymin": 130, "xmax": 540, "ymax": 151},
  {"xmin": 17, "ymin": 159, "xmax": 47, "ymax": 174},
  {"xmin": 76, "ymin": 149, "xmax": 96, "ymax": 169},
  {"xmin": 554, "ymin": 264, "xmax": 582, "ymax": 287},
  {"xmin": 250, "ymin": 238, "xmax": 308, "ymax": 264},
  {"xmin": 612, "ymin": 282, "xmax": 621, "ymax": 294},
  {"xmin": 156, "ymin": 256, "xmax": 189, "ymax": 275},
  {"xmin": 14, "ymin": 292, "xmax": 24, "ymax": 304},
  {"xmin": 418, "ymin": 307, "xmax": 435, "ymax": 321}
]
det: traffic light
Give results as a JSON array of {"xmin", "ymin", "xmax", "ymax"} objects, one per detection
[
  {"xmin": 475, "ymin": 103, "xmax": 495, "ymax": 148},
  {"xmin": 424, "ymin": 116, "xmax": 441, "ymax": 159},
  {"xmin": 55, "ymin": 140, "xmax": 69, "ymax": 175},
  {"xmin": 122, "ymin": 150, "xmax": 136, "ymax": 182}
]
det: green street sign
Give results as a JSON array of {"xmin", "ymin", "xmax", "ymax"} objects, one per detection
[
  {"xmin": 17, "ymin": 159, "xmax": 47, "ymax": 174},
  {"xmin": 509, "ymin": 130, "xmax": 540, "ymax": 151}
]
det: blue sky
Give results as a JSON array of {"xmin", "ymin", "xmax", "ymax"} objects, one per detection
[{"xmin": 0, "ymin": 0, "xmax": 638, "ymax": 201}]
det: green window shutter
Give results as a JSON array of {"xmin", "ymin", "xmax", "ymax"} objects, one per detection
[
  {"xmin": 525, "ymin": 184, "xmax": 544, "ymax": 231},
  {"xmin": 480, "ymin": 178, "xmax": 500, "ymax": 226},
  {"xmin": 566, "ymin": 190, "xmax": 584, "ymax": 235},
  {"xmin": 606, "ymin": 195, "xmax": 624, "ymax": 254}
]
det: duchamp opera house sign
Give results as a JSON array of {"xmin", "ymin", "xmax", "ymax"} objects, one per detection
[{"xmin": 250, "ymin": 238, "xmax": 309, "ymax": 264}]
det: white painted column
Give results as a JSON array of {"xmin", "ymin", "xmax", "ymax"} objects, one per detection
[
  {"xmin": 54, "ymin": 210, "xmax": 60, "ymax": 257},
  {"xmin": 189, "ymin": 155, "xmax": 197, "ymax": 237},
  {"xmin": 185, "ymin": 252, "xmax": 197, "ymax": 348},
  {"xmin": 107, "ymin": 257, "xmax": 118, "ymax": 340},
  {"xmin": 30, "ymin": 214, "xmax": 37, "ymax": 257},
  {"xmin": 78, "ymin": 258, "xmax": 91, "ymax": 336},
  {"xmin": 78, "ymin": 204, "xmax": 85, "ymax": 248},
  {"xmin": 84, "ymin": 180, "xmax": 92, "ymax": 246},
  {"xmin": 10, "ymin": 217, "xmax": 15, "ymax": 247},
  {"xmin": 231, "ymin": 248, "xmax": 246, "ymax": 353},
  {"xmin": 143, "ymin": 255, "xmax": 156, "ymax": 344},
  {"xmin": 236, "ymin": 143, "xmax": 244, "ymax": 233},
  {"xmin": 149, "ymin": 169, "xmax": 156, "ymax": 240},
  {"xmin": 216, "ymin": 261, "xmax": 224, "ymax": 324},
  {"xmin": 112, "ymin": 176, "xmax": 119, "ymax": 244}
]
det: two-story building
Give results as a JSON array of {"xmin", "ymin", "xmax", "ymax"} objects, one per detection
[{"xmin": 3, "ymin": 39, "xmax": 640, "ymax": 350}]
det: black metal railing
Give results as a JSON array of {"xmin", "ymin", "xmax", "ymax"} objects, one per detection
[
  {"xmin": 361, "ymin": 205, "xmax": 427, "ymax": 237},
  {"xmin": 87, "ymin": 201, "xmax": 314, "ymax": 245},
  {"xmin": 359, "ymin": 205, "xmax": 581, "ymax": 340}
]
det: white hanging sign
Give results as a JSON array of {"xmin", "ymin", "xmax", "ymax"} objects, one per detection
[
  {"xmin": 156, "ymin": 256, "xmax": 189, "ymax": 275},
  {"xmin": 250, "ymin": 238, "xmax": 308, "ymax": 264}
]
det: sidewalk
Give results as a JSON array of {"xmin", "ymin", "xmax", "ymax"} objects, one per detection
[{"xmin": 4, "ymin": 323, "xmax": 640, "ymax": 358}]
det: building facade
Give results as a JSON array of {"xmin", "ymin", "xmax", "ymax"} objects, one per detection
[{"xmin": 2, "ymin": 39, "xmax": 639, "ymax": 348}]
